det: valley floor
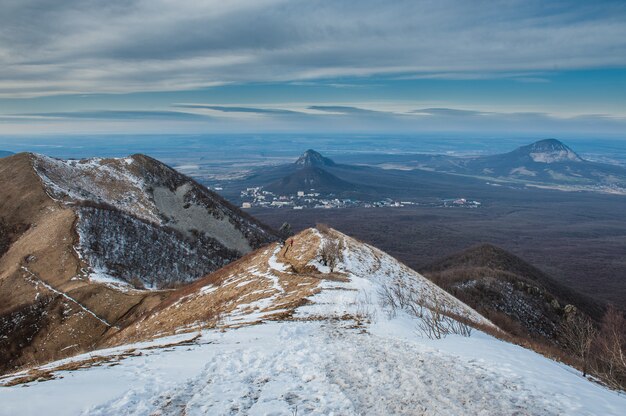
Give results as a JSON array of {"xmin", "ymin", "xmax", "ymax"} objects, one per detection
[{"xmin": 1, "ymin": 318, "xmax": 624, "ymax": 416}]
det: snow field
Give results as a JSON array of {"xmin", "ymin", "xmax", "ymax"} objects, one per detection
[{"xmin": 2, "ymin": 320, "xmax": 624, "ymax": 415}]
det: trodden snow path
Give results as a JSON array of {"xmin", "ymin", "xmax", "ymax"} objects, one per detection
[{"xmin": 2, "ymin": 320, "xmax": 624, "ymax": 416}]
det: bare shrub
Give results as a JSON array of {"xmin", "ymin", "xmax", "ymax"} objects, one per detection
[
  {"xmin": 379, "ymin": 280, "xmax": 424, "ymax": 319},
  {"xmin": 592, "ymin": 306, "xmax": 626, "ymax": 389},
  {"xmin": 354, "ymin": 291, "xmax": 377, "ymax": 324},
  {"xmin": 379, "ymin": 280, "xmax": 471, "ymax": 339},
  {"xmin": 192, "ymin": 303, "xmax": 224, "ymax": 334},
  {"xmin": 560, "ymin": 313, "xmax": 597, "ymax": 377},
  {"xmin": 316, "ymin": 223, "xmax": 331, "ymax": 235},
  {"xmin": 278, "ymin": 222, "xmax": 293, "ymax": 241},
  {"xmin": 415, "ymin": 291, "xmax": 472, "ymax": 339},
  {"xmin": 129, "ymin": 276, "xmax": 145, "ymax": 290},
  {"xmin": 320, "ymin": 239, "xmax": 342, "ymax": 272}
]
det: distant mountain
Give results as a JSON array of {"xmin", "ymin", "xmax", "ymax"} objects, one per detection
[
  {"xmin": 221, "ymin": 148, "xmax": 533, "ymax": 202},
  {"xmin": 464, "ymin": 139, "xmax": 587, "ymax": 176},
  {"xmin": 0, "ymin": 152, "xmax": 277, "ymax": 374},
  {"xmin": 0, "ymin": 150, "xmax": 13, "ymax": 158},
  {"xmin": 266, "ymin": 165, "xmax": 358, "ymax": 194},
  {"xmin": 421, "ymin": 243, "xmax": 604, "ymax": 343},
  {"xmin": 259, "ymin": 150, "xmax": 367, "ymax": 196},
  {"xmin": 405, "ymin": 139, "xmax": 626, "ymax": 192},
  {"xmin": 221, "ymin": 142, "xmax": 626, "ymax": 206},
  {"xmin": 295, "ymin": 149, "xmax": 336, "ymax": 167},
  {"xmin": 512, "ymin": 139, "xmax": 583, "ymax": 163}
]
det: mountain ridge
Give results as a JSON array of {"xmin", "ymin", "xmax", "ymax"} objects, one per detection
[
  {"xmin": 421, "ymin": 243, "xmax": 604, "ymax": 342},
  {"xmin": 393, "ymin": 139, "xmax": 626, "ymax": 192},
  {"xmin": 2, "ymin": 225, "xmax": 624, "ymax": 415},
  {"xmin": 0, "ymin": 152, "xmax": 278, "ymax": 373}
]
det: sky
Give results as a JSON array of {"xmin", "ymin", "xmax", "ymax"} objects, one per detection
[{"xmin": 1, "ymin": 0, "xmax": 626, "ymax": 137}]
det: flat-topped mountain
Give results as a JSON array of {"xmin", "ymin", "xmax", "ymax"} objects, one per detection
[
  {"xmin": 514, "ymin": 139, "xmax": 583, "ymax": 163},
  {"xmin": 372, "ymin": 139, "xmax": 626, "ymax": 192}
]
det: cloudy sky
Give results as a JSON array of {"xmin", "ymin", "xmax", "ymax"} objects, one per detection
[{"xmin": 1, "ymin": 0, "xmax": 625, "ymax": 136}]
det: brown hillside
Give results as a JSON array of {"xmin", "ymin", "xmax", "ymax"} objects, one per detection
[
  {"xmin": 1, "ymin": 151, "xmax": 280, "ymax": 375},
  {"xmin": 105, "ymin": 228, "xmax": 330, "ymax": 346},
  {"xmin": 0, "ymin": 154, "xmax": 163, "ymax": 374},
  {"xmin": 421, "ymin": 243, "xmax": 604, "ymax": 343}
]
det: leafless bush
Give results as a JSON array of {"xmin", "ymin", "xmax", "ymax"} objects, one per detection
[
  {"xmin": 354, "ymin": 291, "xmax": 377, "ymax": 323},
  {"xmin": 560, "ymin": 313, "xmax": 597, "ymax": 376},
  {"xmin": 320, "ymin": 239, "xmax": 342, "ymax": 272},
  {"xmin": 379, "ymin": 280, "xmax": 424, "ymax": 319},
  {"xmin": 129, "ymin": 276, "xmax": 145, "ymax": 290},
  {"xmin": 316, "ymin": 223, "xmax": 331, "ymax": 235},
  {"xmin": 557, "ymin": 305, "xmax": 626, "ymax": 390},
  {"xmin": 198, "ymin": 304, "xmax": 224, "ymax": 331},
  {"xmin": 592, "ymin": 306, "xmax": 626, "ymax": 389},
  {"xmin": 379, "ymin": 280, "xmax": 472, "ymax": 339},
  {"xmin": 279, "ymin": 222, "xmax": 293, "ymax": 241},
  {"xmin": 415, "ymin": 291, "xmax": 473, "ymax": 339}
]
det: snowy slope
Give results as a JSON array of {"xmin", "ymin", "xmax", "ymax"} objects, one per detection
[
  {"xmin": 295, "ymin": 229, "xmax": 488, "ymax": 325},
  {"xmin": 1, "ymin": 320, "xmax": 624, "ymax": 415},
  {"xmin": 106, "ymin": 227, "xmax": 489, "ymax": 346},
  {"xmin": 33, "ymin": 155, "xmax": 158, "ymax": 222},
  {"xmin": 1, "ymin": 227, "xmax": 624, "ymax": 415}
]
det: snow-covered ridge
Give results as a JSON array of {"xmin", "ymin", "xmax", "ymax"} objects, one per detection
[
  {"xmin": 30, "ymin": 153, "xmax": 277, "ymax": 289},
  {"xmin": 530, "ymin": 149, "xmax": 582, "ymax": 163},
  {"xmin": 33, "ymin": 154, "xmax": 159, "ymax": 223},
  {"xmin": 1, "ymin": 227, "xmax": 624, "ymax": 415},
  {"xmin": 108, "ymin": 227, "xmax": 490, "ymax": 346},
  {"xmin": 524, "ymin": 139, "xmax": 583, "ymax": 163},
  {"xmin": 295, "ymin": 228, "xmax": 490, "ymax": 326}
]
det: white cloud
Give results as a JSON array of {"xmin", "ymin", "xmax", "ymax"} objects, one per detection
[
  {"xmin": 3, "ymin": 104, "xmax": 625, "ymax": 137},
  {"xmin": 0, "ymin": 0, "xmax": 625, "ymax": 97}
]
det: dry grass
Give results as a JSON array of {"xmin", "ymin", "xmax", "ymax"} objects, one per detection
[
  {"xmin": 2, "ymin": 334, "xmax": 202, "ymax": 387},
  {"xmin": 107, "ymin": 229, "xmax": 340, "ymax": 346},
  {"xmin": 2, "ymin": 353, "xmax": 140, "ymax": 387},
  {"xmin": 0, "ymin": 154, "xmax": 166, "ymax": 376}
]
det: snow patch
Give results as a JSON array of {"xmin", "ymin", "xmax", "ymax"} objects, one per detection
[{"xmin": 2, "ymin": 321, "xmax": 623, "ymax": 416}]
